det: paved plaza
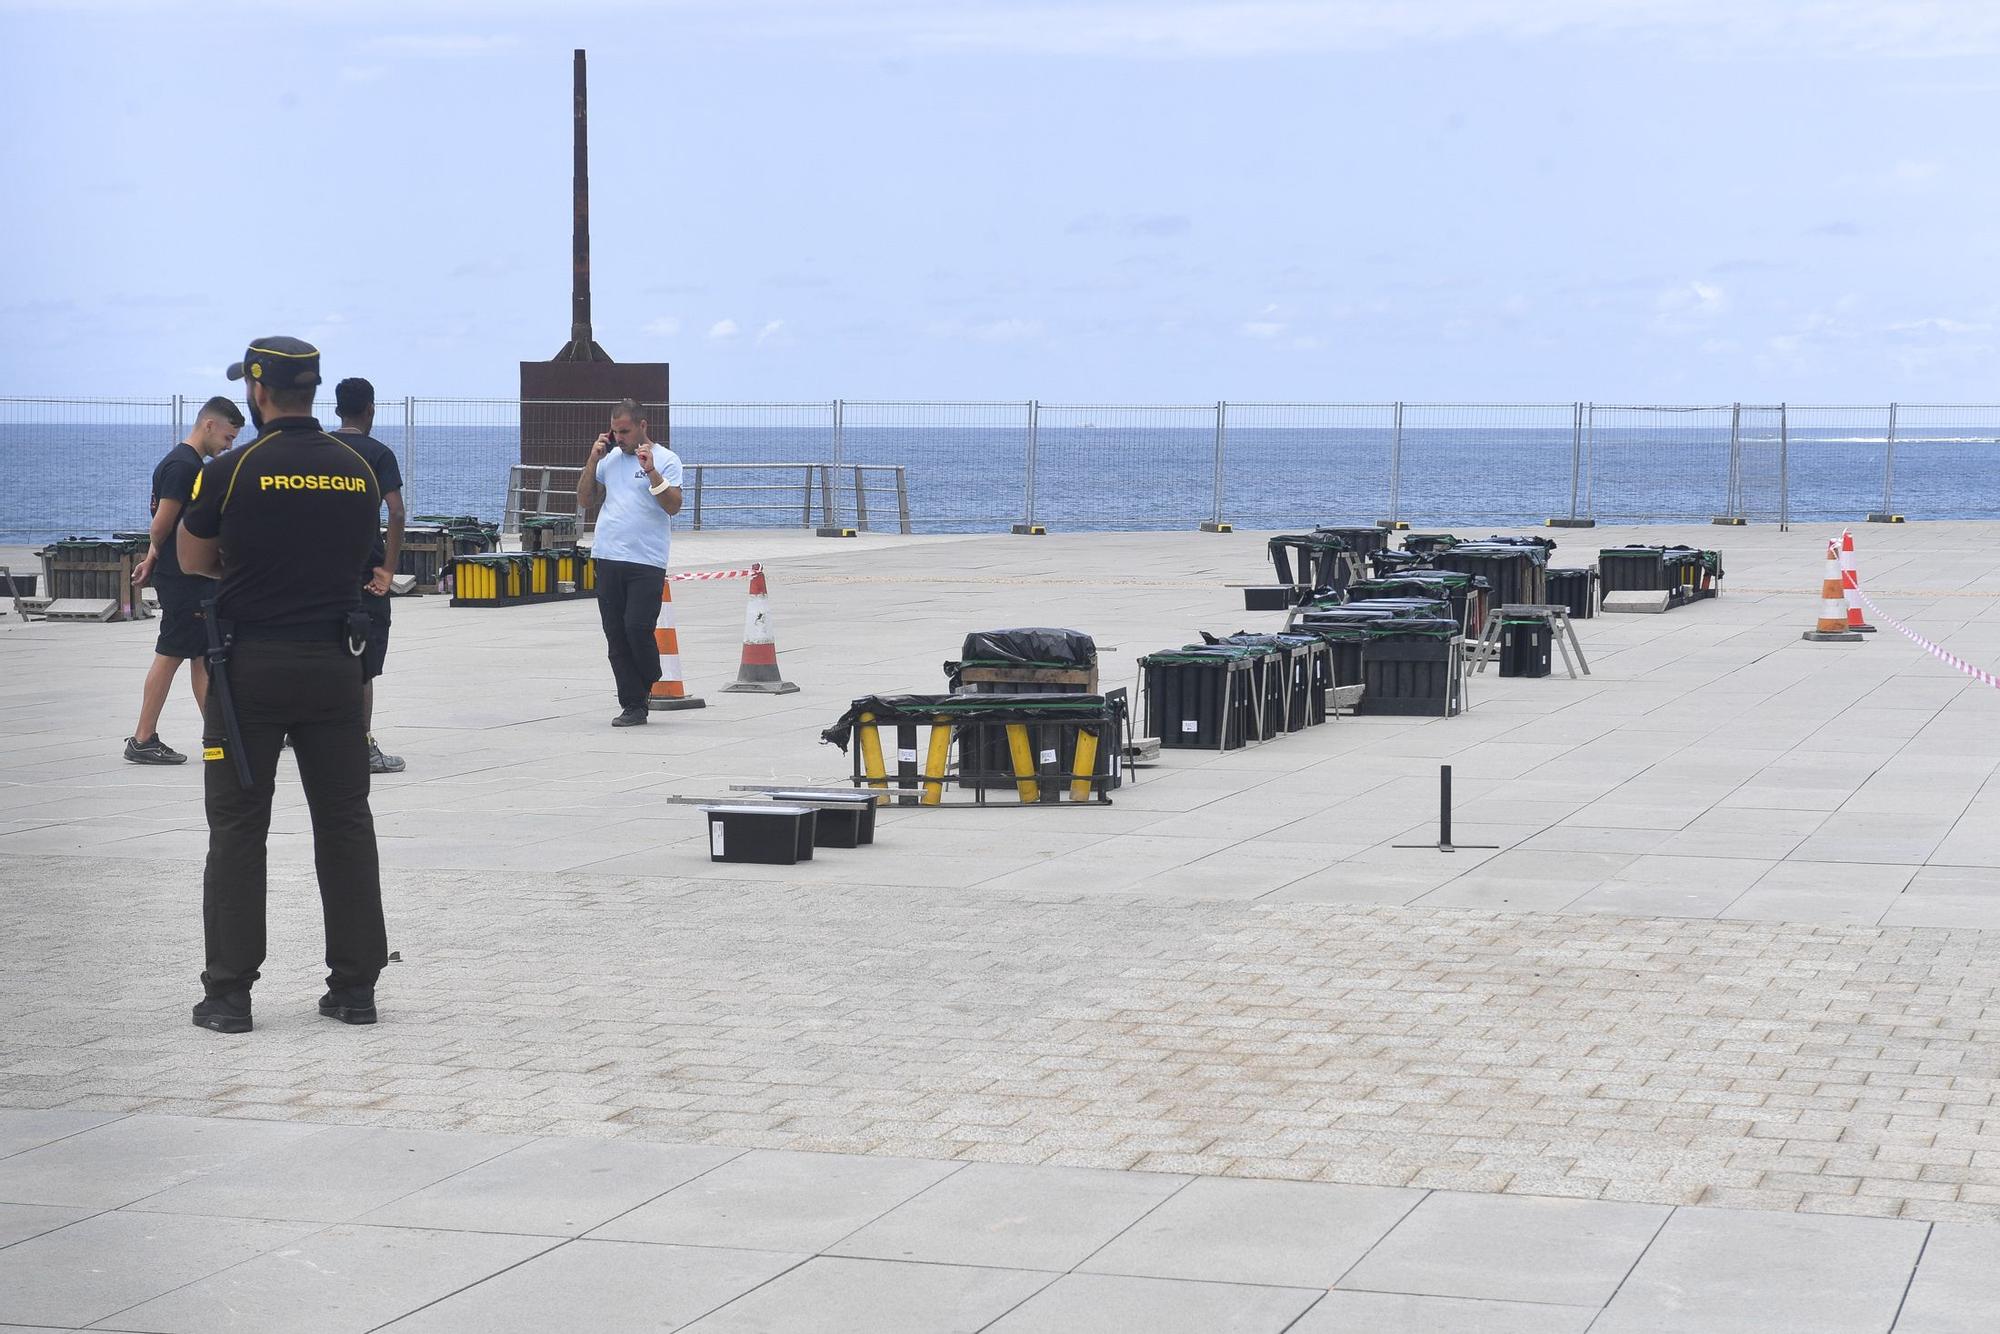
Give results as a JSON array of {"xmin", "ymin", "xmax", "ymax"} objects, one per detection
[{"xmin": 3, "ymin": 522, "xmax": 1999, "ymax": 1330}]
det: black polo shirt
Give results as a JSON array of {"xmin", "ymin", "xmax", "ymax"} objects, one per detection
[
  {"xmin": 181, "ymin": 416, "xmax": 381, "ymax": 627},
  {"xmin": 330, "ymin": 428, "xmax": 403, "ymax": 569},
  {"xmin": 148, "ymin": 442, "xmax": 205, "ymax": 582}
]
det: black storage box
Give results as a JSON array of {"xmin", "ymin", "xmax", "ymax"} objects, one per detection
[
  {"xmin": 1142, "ymin": 648, "xmax": 1263, "ymax": 749},
  {"xmin": 1499, "ymin": 618, "xmax": 1553, "ymax": 678},
  {"xmin": 1243, "ymin": 585, "xmax": 1303, "ymax": 612},
  {"xmin": 764, "ymin": 790, "xmax": 877, "ymax": 846},
  {"xmin": 1545, "ymin": 567, "xmax": 1596, "ymax": 619},
  {"xmin": 703, "ymin": 804, "xmax": 817, "ymax": 865},
  {"xmin": 1357, "ymin": 620, "xmax": 1462, "ymax": 718},
  {"xmin": 1434, "ymin": 543, "xmax": 1548, "ymax": 610}
]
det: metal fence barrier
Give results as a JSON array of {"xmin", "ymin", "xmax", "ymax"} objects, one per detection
[
  {"xmin": 505, "ymin": 462, "xmax": 910, "ymax": 534},
  {"xmin": 4, "ymin": 395, "xmax": 1997, "ymax": 543}
]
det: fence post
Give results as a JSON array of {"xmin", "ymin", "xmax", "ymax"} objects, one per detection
[
  {"xmin": 1582, "ymin": 403, "xmax": 1597, "ymax": 520},
  {"xmin": 1200, "ymin": 400, "xmax": 1230, "ymax": 531},
  {"xmin": 1547, "ymin": 401, "xmax": 1594, "ymax": 527},
  {"xmin": 817, "ymin": 399, "xmax": 852, "ymax": 536},
  {"xmin": 1013, "ymin": 400, "xmax": 1043, "ymax": 534},
  {"xmin": 691, "ymin": 464, "xmax": 704, "ymax": 530},
  {"xmin": 403, "ymin": 397, "xmax": 416, "ymax": 511},
  {"xmin": 1714, "ymin": 402, "xmax": 1743, "ymax": 525},
  {"xmin": 1778, "ymin": 402, "xmax": 1790, "ymax": 532},
  {"xmin": 1386, "ymin": 401, "xmax": 1403, "ymax": 527},
  {"xmin": 895, "ymin": 466, "xmax": 911, "ymax": 534},
  {"xmin": 171, "ymin": 394, "xmax": 184, "ymax": 445},
  {"xmin": 1870, "ymin": 403, "xmax": 1902, "ymax": 522}
]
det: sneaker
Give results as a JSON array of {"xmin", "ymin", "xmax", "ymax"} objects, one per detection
[
  {"xmin": 367, "ymin": 737, "xmax": 406, "ymax": 774},
  {"xmin": 611, "ymin": 707, "xmax": 649, "ymax": 727},
  {"xmin": 318, "ymin": 988, "xmax": 377, "ymax": 1025},
  {"xmin": 192, "ymin": 991, "xmax": 252, "ymax": 1034},
  {"xmin": 125, "ymin": 734, "xmax": 187, "ymax": 765}
]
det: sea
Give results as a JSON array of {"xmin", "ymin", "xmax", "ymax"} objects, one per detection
[{"xmin": 5, "ymin": 415, "xmax": 1998, "ymax": 546}]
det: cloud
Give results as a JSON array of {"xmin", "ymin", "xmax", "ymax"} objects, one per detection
[
  {"xmin": 1886, "ymin": 317, "xmax": 1990, "ymax": 335},
  {"xmin": 753, "ymin": 0, "xmax": 2000, "ymax": 61},
  {"xmin": 1890, "ymin": 159, "xmax": 1940, "ymax": 183},
  {"xmin": 642, "ymin": 316, "xmax": 681, "ymax": 337},
  {"xmin": 1805, "ymin": 220, "xmax": 1861, "ymax": 238},
  {"xmin": 928, "ymin": 317, "xmax": 1044, "ymax": 343},
  {"xmin": 706, "ymin": 319, "xmax": 740, "ymax": 340},
  {"xmin": 366, "ymin": 34, "xmax": 520, "ymax": 58},
  {"xmin": 1066, "ymin": 212, "xmax": 1193, "ymax": 238},
  {"xmin": 1241, "ymin": 320, "xmax": 1285, "ymax": 339},
  {"xmin": 755, "ymin": 318, "xmax": 788, "ymax": 344},
  {"xmin": 1655, "ymin": 280, "xmax": 1727, "ymax": 329}
]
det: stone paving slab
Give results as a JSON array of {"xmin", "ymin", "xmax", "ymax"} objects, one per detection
[
  {"xmin": 1, "ymin": 1110, "xmax": 1990, "ymax": 1331},
  {"xmin": 6, "ymin": 523, "xmax": 2000, "ymax": 1322}
]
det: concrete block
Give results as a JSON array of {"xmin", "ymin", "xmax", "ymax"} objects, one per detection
[{"xmin": 1601, "ymin": 590, "xmax": 1672, "ymax": 614}]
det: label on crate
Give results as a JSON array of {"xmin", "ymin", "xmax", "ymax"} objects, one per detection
[
  {"xmin": 897, "ymin": 748, "xmax": 918, "ymax": 763},
  {"xmin": 1181, "ymin": 719, "xmax": 1198, "ymax": 733},
  {"xmin": 709, "ymin": 823, "xmax": 725, "ymax": 857},
  {"xmin": 1039, "ymin": 749, "xmax": 1057, "ymax": 766}
]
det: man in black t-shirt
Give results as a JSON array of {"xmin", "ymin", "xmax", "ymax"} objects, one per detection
[
  {"xmin": 124, "ymin": 396, "xmax": 243, "ymax": 764},
  {"xmin": 178, "ymin": 336, "xmax": 388, "ymax": 1036},
  {"xmin": 331, "ymin": 377, "xmax": 407, "ymax": 775}
]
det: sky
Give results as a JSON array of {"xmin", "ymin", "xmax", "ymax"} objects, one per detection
[{"xmin": 2, "ymin": 0, "xmax": 1997, "ymax": 402}]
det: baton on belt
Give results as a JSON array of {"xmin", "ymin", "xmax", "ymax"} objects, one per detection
[{"xmin": 201, "ymin": 599, "xmax": 254, "ymax": 790}]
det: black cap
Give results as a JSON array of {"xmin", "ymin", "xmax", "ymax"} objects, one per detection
[{"xmin": 226, "ymin": 337, "xmax": 321, "ymax": 390}]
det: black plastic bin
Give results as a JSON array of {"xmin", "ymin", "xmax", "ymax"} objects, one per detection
[
  {"xmin": 1292, "ymin": 621, "xmax": 1370, "ymax": 687},
  {"xmin": 1267, "ymin": 534, "xmax": 1354, "ymax": 590},
  {"xmin": 1545, "ymin": 567, "xmax": 1596, "ymax": 618},
  {"xmin": 1313, "ymin": 527, "xmax": 1390, "ymax": 565},
  {"xmin": 1598, "ymin": 546, "xmax": 1669, "ymax": 592},
  {"xmin": 1357, "ymin": 619, "xmax": 1462, "ymax": 717},
  {"xmin": 1369, "ymin": 549, "xmax": 1424, "ymax": 578},
  {"xmin": 1401, "ymin": 533, "xmax": 1461, "ymax": 558},
  {"xmin": 1434, "ymin": 543, "xmax": 1548, "ymax": 610},
  {"xmin": 703, "ymin": 804, "xmax": 818, "ymax": 865},
  {"xmin": 1346, "ymin": 573, "xmax": 1488, "ymax": 633},
  {"xmin": 1216, "ymin": 632, "xmax": 1333, "ymax": 730},
  {"xmin": 1142, "ymin": 647, "xmax": 1266, "ymax": 749},
  {"xmin": 1499, "ymin": 617, "xmax": 1553, "ymax": 678}
]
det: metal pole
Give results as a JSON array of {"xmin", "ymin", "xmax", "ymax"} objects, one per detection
[
  {"xmin": 1210, "ymin": 400, "xmax": 1226, "ymax": 529},
  {"xmin": 1778, "ymin": 402, "xmax": 1789, "ymax": 532},
  {"xmin": 1584, "ymin": 404, "xmax": 1596, "ymax": 519},
  {"xmin": 1728, "ymin": 402, "xmax": 1741, "ymax": 519},
  {"xmin": 404, "ymin": 397, "xmax": 416, "ymax": 511},
  {"xmin": 830, "ymin": 399, "xmax": 844, "ymax": 529},
  {"xmin": 1439, "ymin": 763, "xmax": 1453, "ymax": 849},
  {"xmin": 1391, "ymin": 402, "xmax": 1405, "ymax": 524},
  {"xmin": 1882, "ymin": 402, "xmax": 1898, "ymax": 517},
  {"xmin": 171, "ymin": 394, "xmax": 184, "ymax": 445},
  {"xmin": 1567, "ymin": 401, "xmax": 1582, "ymax": 521},
  {"xmin": 1017, "ymin": 400, "xmax": 1039, "ymax": 532}
]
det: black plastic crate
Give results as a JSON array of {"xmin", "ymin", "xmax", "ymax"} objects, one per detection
[
  {"xmin": 1545, "ymin": 567, "xmax": 1596, "ymax": 619},
  {"xmin": 1499, "ymin": 618, "xmax": 1553, "ymax": 678},
  {"xmin": 1357, "ymin": 621, "xmax": 1461, "ymax": 717},
  {"xmin": 1142, "ymin": 651, "xmax": 1260, "ymax": 749}
]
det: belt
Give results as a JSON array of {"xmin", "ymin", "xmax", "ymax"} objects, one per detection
[{"xmin": 232, "ymin": 620, "xmax": 348, "ymax": 643}]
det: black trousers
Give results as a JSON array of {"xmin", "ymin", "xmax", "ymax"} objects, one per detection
[
  {"xmin": 201, "ymin": 638, "xmax": 386, "ymax": 997},
  {"xmin": 596, "ymin": 559, "xmax": 665, "ymax": 709}
]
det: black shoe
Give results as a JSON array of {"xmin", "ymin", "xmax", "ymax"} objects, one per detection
[
  {"xmin": 125, "ymin": 734, "xmax": 187, "ymax": 765},
  {"xmin": 611, "ymin": 707, "xmax": 649, "ymax": 727},
  {"xmin": 192, "ymin": 992, "xmax": 252, "ymax": 1034},
  {"xmin": 318, "ymin": 988, "xmax": 377, "ymax": 1025},
  {"xmin": 367, "ymin": 737, "xmax": 406, "ymax": 774}
]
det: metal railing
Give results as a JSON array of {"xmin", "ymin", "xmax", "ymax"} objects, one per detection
[
  {"xmin": 4, "ymin": 395, "xmax": 1998, "ymax": 543},
  {"xmin": 505, "ymin": 462, "xmax": 911, "ymax": 534}
]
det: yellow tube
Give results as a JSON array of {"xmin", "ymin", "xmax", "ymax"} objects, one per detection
[
  {"xmin": 858, "ymin": 712, "xmax": 890, "ymax": 804},
  {"xmin": 921, "ymin": 719, "xmax": 953, "ymax": 805},
  {"xmin": 1069, "ymin": 728, "xmax": 1099, "ymax": 803},
  {"xmin": 1005, "ymin": 724, "xmax": 1040, "ymax": 803}
]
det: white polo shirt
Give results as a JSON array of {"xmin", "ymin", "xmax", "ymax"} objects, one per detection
[{"xmin": 591, "ymin": 444, "xmax": 682, "ymax": 571}]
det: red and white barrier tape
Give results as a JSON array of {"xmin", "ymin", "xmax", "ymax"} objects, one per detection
[
  {"xmin": 668, "ymin": 563, "xmax": 763, "ymax": 582},
  {"xmin": 1853, "ymin": 589, "xmax": 2000, "ymax": 690}
]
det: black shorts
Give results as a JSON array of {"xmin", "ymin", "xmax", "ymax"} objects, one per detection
[
  {"xmin": 361, "ymin": 591, "xmax": 391, "ymax": 680},
  {"xmin": 153, "ymin": 577, "xmax": 208, "ymax": 660}
]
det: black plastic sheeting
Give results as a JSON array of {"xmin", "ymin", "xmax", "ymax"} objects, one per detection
[
  {"xmin": 822, "ymin": 691, "xmax": 1121, "ymax": 752},
  {"xmin": 954, "ymin": 627, "xmax": 1097, "ymax": 671}
]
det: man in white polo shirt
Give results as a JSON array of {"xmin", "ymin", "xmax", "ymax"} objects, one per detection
[{"xmin": 575, "ymin": 399, "xmax": 683, "ymax": 726}]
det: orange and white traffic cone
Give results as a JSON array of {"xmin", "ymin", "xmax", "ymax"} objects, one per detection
[
  {"xmin": 1801, "ymin": 540, "xmax": 1864, "ymax": 642},
  {"xmin": 723, "ymin": 565, "xmax": 799, "ymax": 694},
  {"xmin": 1840, "ymin": 529, "xmax": 1877, "ymax": 633},
  {"xmin": 648, "ymin": 577, "xmax": 708, "ymax": 711}
]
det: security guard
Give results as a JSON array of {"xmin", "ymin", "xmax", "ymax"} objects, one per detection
[{"xmin": 178, "ymin": 336, "xmax": 388, "ymax": 1034}]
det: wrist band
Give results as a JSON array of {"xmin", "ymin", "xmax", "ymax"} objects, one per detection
[{"xmin": 649, "ymin": 476, "xmax": 671, "ymax": 495}]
